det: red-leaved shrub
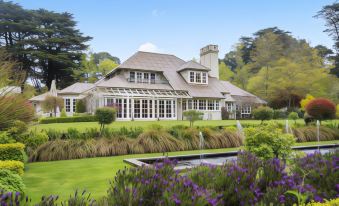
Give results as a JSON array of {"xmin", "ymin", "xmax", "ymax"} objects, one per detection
[{"xmin": 305, "ymin": 98, "xmax": 336, "ymax": 121}]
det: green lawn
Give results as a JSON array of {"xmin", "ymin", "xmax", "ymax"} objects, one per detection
[
  {"xmin": 30, "ymin": 119, "xmax": 338, "ymax": 132},
  {"xmin": 23, "ymin": 140, "xmax": 339, "ymax": 202}
]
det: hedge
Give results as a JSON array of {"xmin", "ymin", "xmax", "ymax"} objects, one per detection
[
  {"xmin": 0, "ymin": 143, "xmax": 25, "ymax": 162},
  {"xmin": 39, "ymin": 115, "xmax": 98, "ymax": 124},
  {"xmin": 0, "ymin": 160, "xmax": 24, "ymax": 175}
]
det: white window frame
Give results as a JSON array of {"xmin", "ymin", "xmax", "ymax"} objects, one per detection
[
  {"xmin": 129, "ymin": 71, "xmax": 135, "ymax": 82},
  {"xmin": 130, "ymin": 71, "xmax": 157, "ymax": 84},
  {"xmin": 241, "ymin": 105, "xmax": 251, "ymax": 114},
  {"xmin": 182, "ymin": 99, "xmax": 220, "ymax": 111},
  {"xmin": 65, "ymin": 98, "xmax": 71, "ymax": 112},
  {"xmin": 188, "ymin": 71, "xmax": 208, "ymax": 84}
]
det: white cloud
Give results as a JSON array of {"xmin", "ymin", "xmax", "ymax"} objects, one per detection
[{"xmin": 138, "ymin": 42, "xmax": 161, "ymax": 53}]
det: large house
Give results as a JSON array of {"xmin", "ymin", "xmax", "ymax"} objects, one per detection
[{"xmin": 30, "ymin": 45, "xmax": 265, "ymax": 120}]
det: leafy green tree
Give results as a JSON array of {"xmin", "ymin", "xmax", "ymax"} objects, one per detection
[
  {"xmin": 73, "ymin": 54, "xmax": 98, "ymax": 83},
  {"xmin": 92, "ymin": 52, "xmax": 120, "ymax": 65},
  {"xmin": 98, "ymin": 59, "xmax": 118, "ymax": 77},
  {"xmin": 95, "ymin": 107, "xmax": 116, "ymax": 132},
  {"xmin": 33, "ymin": 9, "xmax": 92, "ymax": 89},
  {"xmin": 41, "ymin": 95, "xmax": 64, "ymax": 117},
  {"xmin": 219, "ymin": 62, "xmax": 234, "ymax": 81},
  {"xmin": 250, "ymin": 32, "xmax": 283, "ymax": 98},
  {"xmin": 183, "ymin": 110, "xmax": 203, "ymax": 127},
  {"xmin": 252, "ymin": 106, "xmax": 274, "ymax": 123},
  {"xmin": 74, "ymin": 53, "xmax": 119, "ymax": 82},
  {"xmin": 315, "ymin": 2, "xmax": 339, "ymax": 77},
  {"xmin": 0, "ymin": 1, "xmax": 91, "ymax": 90}
]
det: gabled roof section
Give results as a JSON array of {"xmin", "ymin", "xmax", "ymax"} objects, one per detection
[
  {"xmin": 177, "ymin": 60, "xmax": 210, "ymax": 72},
  {"xmin": 220, "ymin": 81, "xmax": 266, "ymax": 104},
  {"xmin": 29, "ymin": 90, "xmax": 60, "ymax": 102},
  {"xmin": 58, "ymin": 82, "xmax": 95, "ymax": 94},
  {"xmin": 107, "ymin": 51, "xmax": 186, "ymax": 75},
  {"xmin": 220, "ymin": 81, "xmax": 255, "ymax": 97}
]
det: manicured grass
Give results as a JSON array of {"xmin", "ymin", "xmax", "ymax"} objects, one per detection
[
  {"xmin": 30, "ymin": 119, "xmax": 338, "ymax": 132},
  {"xmin": 23, "ymin": 140, "xmax": 339, "ymax": 202}
]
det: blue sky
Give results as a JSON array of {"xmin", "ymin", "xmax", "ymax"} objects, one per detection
[{"xmin": 15, "ymin": 0, "xmax": 335, "ymax": 61}]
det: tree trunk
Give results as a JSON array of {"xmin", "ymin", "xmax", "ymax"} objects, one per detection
[{"xmin": 265, "ymin": 66, "xmax": 269, "ymax": 98}]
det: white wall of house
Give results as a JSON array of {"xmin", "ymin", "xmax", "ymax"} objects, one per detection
[
  {"xmin": 58, "ymin": 95, "xmax": 81, "ymax": 116},
  {"xmin": 181, "ymin": 98, "xmax": 222, "ymax": 120}
]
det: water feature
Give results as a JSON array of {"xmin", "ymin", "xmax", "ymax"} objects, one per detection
[
  {"xmin": 199, "ymin": 131, "xmax": 204, "ymax": 163},
  {"xmin": 285, "ymin": 120, "xmax": 292, "ymax": 134},
  {"xmin": 316, "ymin": 120, "xmax": 320, "ymax": 151},
  {"xmin": 124, "ymin": 144, "xmax": 338, "ymax": 170},
  {"xmin": 236, "ymin": 120, "xmax": 245, "ymax": 143}
]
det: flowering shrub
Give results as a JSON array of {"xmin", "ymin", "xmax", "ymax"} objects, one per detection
[
  {"xmin": 292, "ymin": 151, "xmax": 339, "ymax": 201},
  {"xmin": 105, "ymin": 159, "xmax": 220, "ymax": 205}
]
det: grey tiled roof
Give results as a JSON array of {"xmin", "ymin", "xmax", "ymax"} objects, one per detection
[
  {"xmin": 104, "ymin": 51, "xmax": 225, "ymax": 98},
  {"xmin": 58, "ymin": 83, "xmax": 95, "ymax": 94},
  {"xmin": 29, "ymin": 90, "xmax": 60, "ymax": 102},
  {"xmin": 220, "ymin": 81, "xmax": 266, "ymax": 104},
  {"xmin": 177, "ymin": 60, "xmax": 210, "ymax": 72},
  {"xmin": 96, "ymin": 72, "xmax": 173, "ymax": 90}
]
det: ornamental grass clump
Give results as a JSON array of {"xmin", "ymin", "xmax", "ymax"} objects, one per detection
[
  {"xmin": 134, "ymin": 127, "xmax": 184, "ymax": 153},
  {"xmin": 292, "ymin": 126, "xmax": 339, "ymax": 142}
]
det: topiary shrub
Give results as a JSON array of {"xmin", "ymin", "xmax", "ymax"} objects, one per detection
[
  {"xmin": 95, "ymin": 107, "xmax": 116, "ymax": 131},
  {"xmin": 0, "ymin": 161, "xmax": 24, "ymax": 175},
  {"xmin": 305, "ymin": 98, "xmax": 336, "ymax": 122},
  {"xmin": 0, "ymin": 169, "xmax": 25, "ymax": 192},
  {"xmin": 76, "ymin": 99, "xmax": 87, "ymax": 113},
  {"xmin": 253, "ymin": 106, "xmax": 274, "ymax": 123},
  {"xmin": 244, "ymin": 122, "xmax": 295, "ymax": 159},
  {"xmin": 288, "ymin": 112, "xmax": 299, "ymax": 124},
  {"xmin": 60, "ymin": 108, "xmax": 67, "ymax": 117},
  {"xmin": 0, "ymin": 143, "xmax": 25, "ymax": 162},
  {"xmin": 183, "ymin": 110, "xmax": 203, "ymax": 127}
]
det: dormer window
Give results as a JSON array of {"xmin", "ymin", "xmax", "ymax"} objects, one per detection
[
  {"xmin": 188, "ymin": 71, "xmax": 208, "ymax": 84},
  {"xmin": 129, "ymin": 71, "xmax": 158, "ymax": 84}
]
